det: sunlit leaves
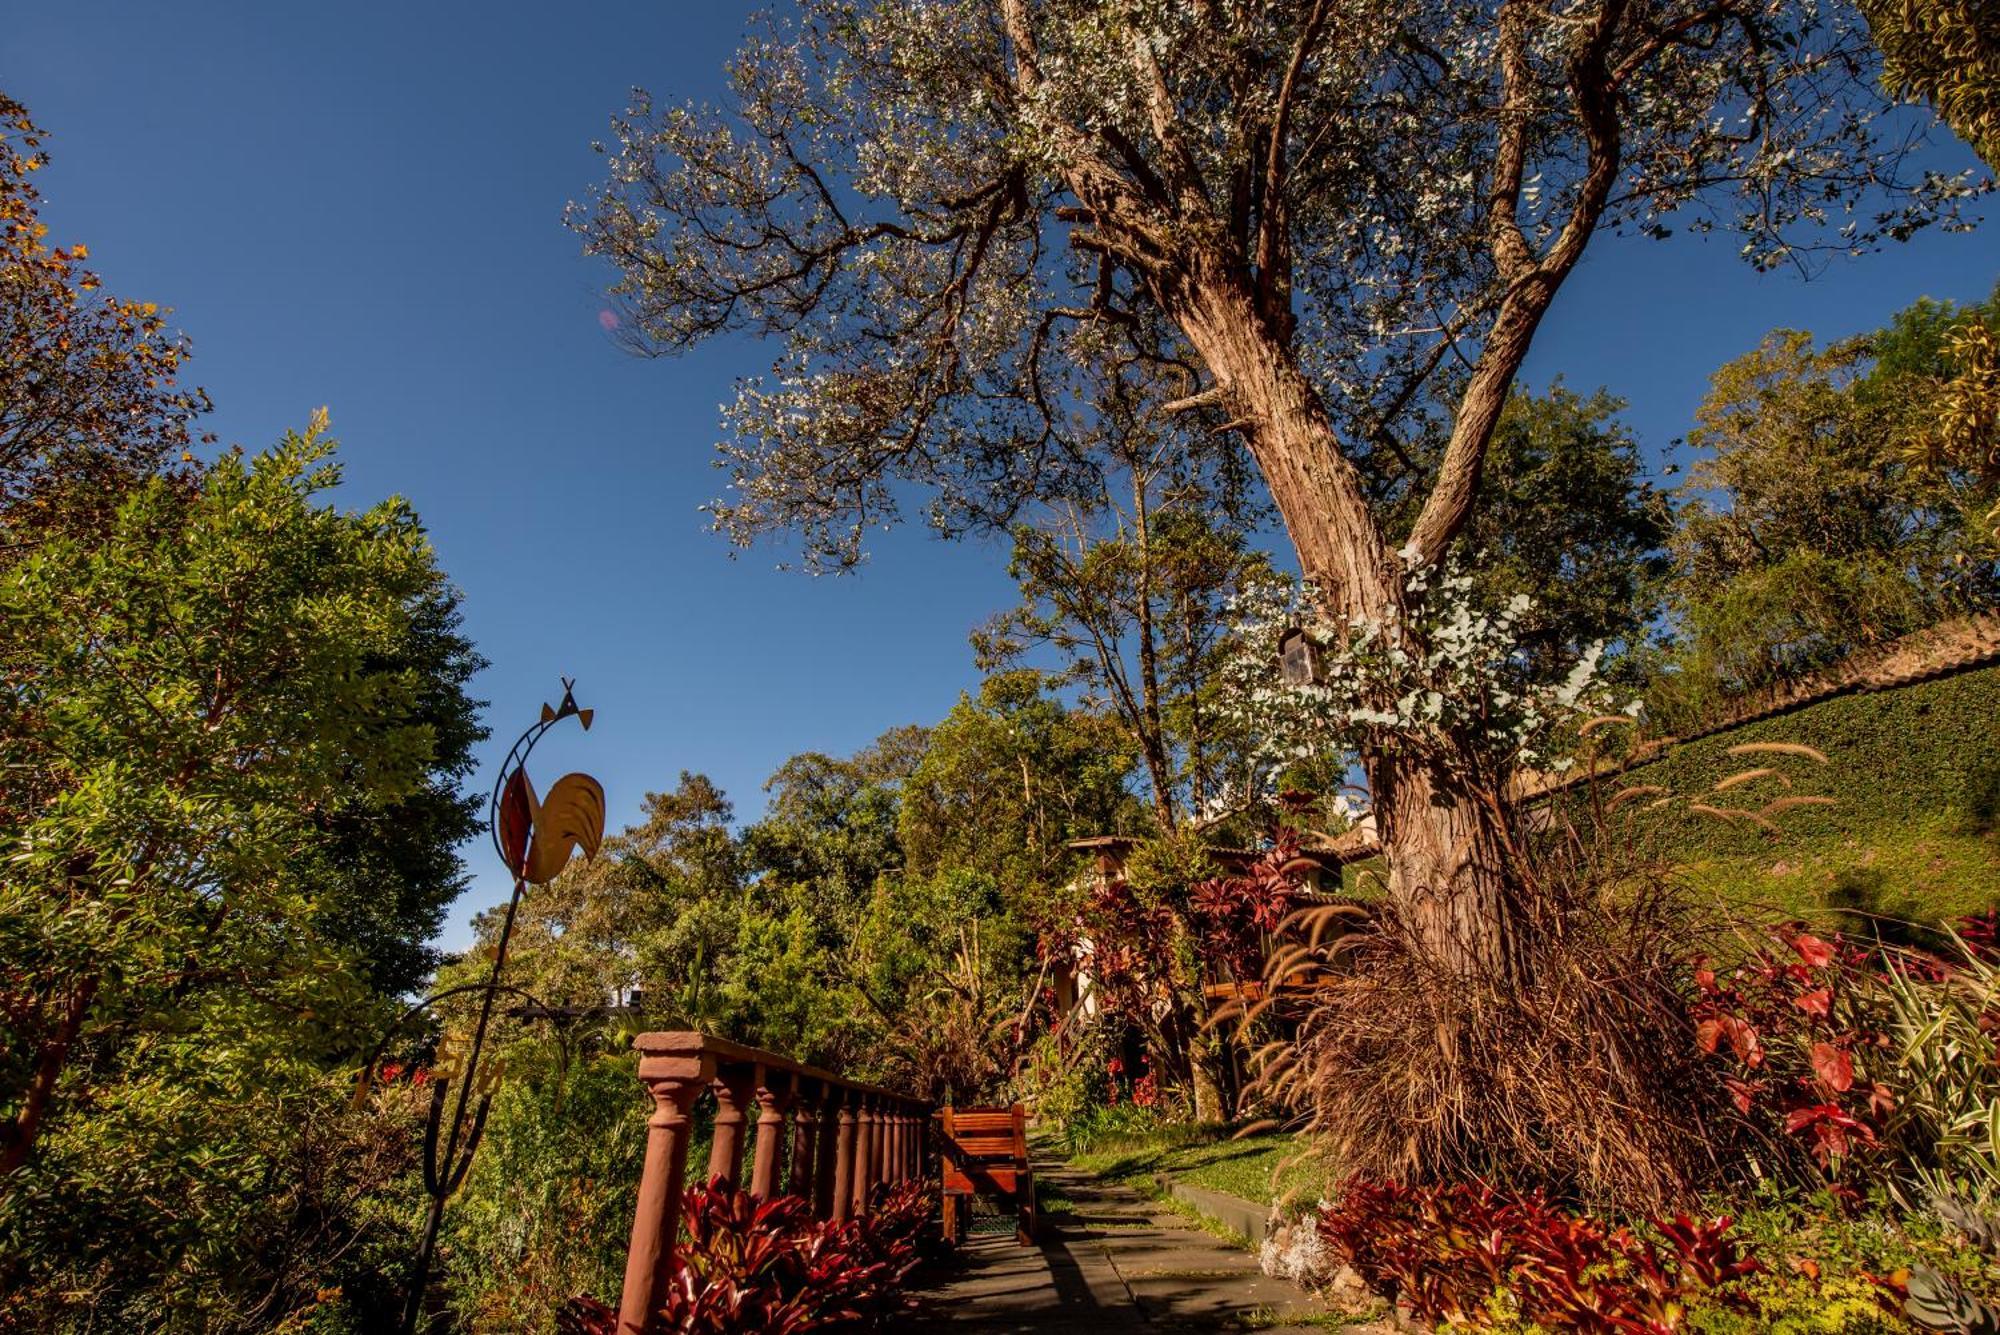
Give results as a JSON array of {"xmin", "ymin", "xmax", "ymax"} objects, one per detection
[{"xmin": 0, "ymin": 93, "xmax": 209, "ymax": 537}]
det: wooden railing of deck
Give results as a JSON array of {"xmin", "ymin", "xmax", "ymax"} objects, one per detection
[{"xmin": 616, "ymin": 1032, "xmax": 933, "ymax": 1335}]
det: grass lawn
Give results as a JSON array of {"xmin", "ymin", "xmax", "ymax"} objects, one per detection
[
  {"xmin": 1547, "ymin": 665, "xmax": 2000, "ymax": 938},
  {"xmin": 1065, "ymin": 1123, "xmax": 1336, "ymax": 1215},
  {"xmin": 1683, "ymin": 812, "xmax": 2000, "ymax": 936}
]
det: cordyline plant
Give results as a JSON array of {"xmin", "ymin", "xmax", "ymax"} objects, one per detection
[
  {"xmin": 560, "ymin": 1177, "xmax": 934, "ymax": 1335},
  {"xmin": 575, "ymin": 0, "xmax": 1979, "ymax": 980},
  {"xmin": 1691, "ymin": 927, "xmax": 1898, "ymax": 1174},
  {"xmin": 1318, "ymin": 1178, "xmax": 1761, "ymax": 1332}
]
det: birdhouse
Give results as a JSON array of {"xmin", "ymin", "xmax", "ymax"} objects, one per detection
[{"xmin": 1278, "ymin": 626, "xmax": 1317, "ymax": 686}]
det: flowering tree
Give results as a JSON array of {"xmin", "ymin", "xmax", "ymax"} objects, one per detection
[{"xmin": 575, "ymin": 0, "xmax": 1977, "ymax": 976}]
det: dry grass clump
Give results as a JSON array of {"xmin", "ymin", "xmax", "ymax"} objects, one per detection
[{"xmin": 1243, "ymin": 854, "xmax": 1736, "ymax": 1215}]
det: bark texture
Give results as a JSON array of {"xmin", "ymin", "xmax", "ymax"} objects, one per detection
[{"xmin": 1153, "ymin": 249, "xmax": 1517, "ymax": 974}]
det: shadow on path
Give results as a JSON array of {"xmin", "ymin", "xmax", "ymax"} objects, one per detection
[{"xmin": 893, "ymin": 1164, "xmax": 1338, "ymax": 1333}]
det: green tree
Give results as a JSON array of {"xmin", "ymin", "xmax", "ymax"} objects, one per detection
[
  {"xmin": 1663, "ymin": 321, "xmax": 1995, "ymax": 710},
  {"xmin": 1387, "ymin": 383, "xmax": 1672, "ymax": 680},
  {"xmin": 850, "ymin": 866, "xmax": 1035, "ymax": 1103},
  {"xmin": 1869, "ymin": 280, "xmax": 2000, "ymax": 550},
  {"xmin": 899, "ymin": 670, "xmax": 1138, "ymax": 889},
  {"xmin": 1859, "ymin": 0, "xmax": 2000, "ymax": 168},
  {"xmin": 0, "ymin": 420, "xmax": 481, "ymax": 1326},
  {"xmin": 577, "ymin": 0, "xmax": 1965, "ymax": 975},
  {"xmin": 972, "ymin": 394, "xmax": 1278, "ymax": 829},
  {"xmin": 483, "ymin": 771, "xmax": 745, "ymax": 1029}
]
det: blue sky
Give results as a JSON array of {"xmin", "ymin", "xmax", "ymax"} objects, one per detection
[{"xmin": 11, "ymin": 2, "xmax": 1997, "ymax": 952}]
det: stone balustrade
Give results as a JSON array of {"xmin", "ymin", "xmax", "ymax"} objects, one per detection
[{"xmin": 616, "ymin": 1031, "xmax": 933, "ymax": 1334}]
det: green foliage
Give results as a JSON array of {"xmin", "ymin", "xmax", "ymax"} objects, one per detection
[
  {"xmin": 899, "ymin": 669, "xmax": 1138, "ymax": 889},
  {"xmin": 485, "ymin": 695, "xmax": 1108, "ymax": 1100},
  {"xmin": 0, "ymin": 423, "xmax": 483, "ymax": 1328},
  {"xmin": 444, "ymin": 1049, "xmax": 649, "ymax": 1335},
  {"xmin": 1053, "ymin": 1101, "xmax": 1168, "ymax": 1159},
  {"xmin": 1389, "ymin": 383, "xmax": 1672, "ymax": 679},
  {"xmin": 1961, "ymin": 753, "xmax": 2000, "ymax": 835},
  {"xmin": 305, "ymin": 584, "xmax": 486, "ymax": 998},
  {"xmin": 1651, "ymin": 292, "xmax": 2000, "ymax": 725},
  {"xmin": 1858, "ymin": 0, "xmax": 2000, "ymax": 169},
  {"xmin": 1870, "ymin": 284, "xmax": 2000, "ymax": 556},
  {"xmin": 1876, "ymin": 938, "xmax": 2000, "ymax": 1204},
  {"xmin": 1602, "ymin": 664, "xmax": 2000, "ymax": 923},
  {"xmin": 1, "ymin": 1066, "xmax": 428, "ymax": 1332},
  {"xmin": 1692, "ymin": 1187, "xmax": 2000, "ymax": 1333},
  {"xmin": 1666, "ymin": 330, "xmax": 1979, "ymax": 698},
  {"xmin": 1017, "ymin": 1029, "xmax": 1113, "ymax": 1141},
  {"xmin": 972, "ymin": 424, "xmax": 1279, "ymax": 827}
]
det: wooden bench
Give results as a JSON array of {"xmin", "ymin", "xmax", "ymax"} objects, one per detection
[{"xmin": 938, "ymin": 1103, "xmax": 1036, "ymax": 1245}]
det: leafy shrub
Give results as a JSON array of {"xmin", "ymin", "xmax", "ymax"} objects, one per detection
[
  {"xmin": 443, "ymin": 1049, "xmax": 650, "ymax": 1333},
  {"xmin": 1875, "ymin": 930, "xmax": 2000, "ymax": 1204},
  {"xmin": 561, "ymin": 1177, "xmax": 934, "ymax": 1334},
  {"xmin": 1015, "ymin": 1027, "xmax": 1110, "ymax": 1141},
  {"xmin": 1691, "ymin": 929, "xmax": 1894, "ymax": 1175},
  {"xmin": 1053, "ymin": 1100, "xmax": 1166, "ymax": 1159},
  {"xmin": 1186, "ymin": 832, "xmax": 1300, "ymax": 982},
  {"xmin": 0, "ymin": 1064, "xmax": 426, "ymax": 1333},
  {"xmin": 1693, "ymin": 922, "xmax": 2000, "ymax": 1201},
  {"xmin": 1316, "ymin": 1179, "xmax": 1760, "ymax": 1332}
]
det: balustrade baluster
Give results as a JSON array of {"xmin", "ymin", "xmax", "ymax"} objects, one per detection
[
  {"xmin": 832, "ymin": 1092, "xmax": 859, "ymax": 1223},
  {"xmin": 788, "ymin": 1078, "xmax": 819, "ymax": 1200},
  {"xmin": 707, "ymin": 1064, "xmax": 755, "ymax": 1186},
  {"xmin": 617, "ymin": 1047, "xmax": 711, "ymax": 1335},
  {"xmin": 813, "ymin": 1087, "xmax": 842, "ymax": 1218},
  {"xmin": 852, "ymin": 1096, "xmax": 877, "ymax": 1217},
  {"xmin": 749, "ymin": 1068, "xmax": 791, "ymax": 1199}
]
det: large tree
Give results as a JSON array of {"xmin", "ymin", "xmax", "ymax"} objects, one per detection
[
  {"xmin": 0, "ymin": 421, "xmax": 480, "ymax": 1177},
  {"xmin": 575, "ymin": 0, "xmax": 1975, "ymax": 974}
]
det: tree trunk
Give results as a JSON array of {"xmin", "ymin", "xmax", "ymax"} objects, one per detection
[
  {"xmin": 1189, "ymin": 1041, "xmax": 1226, "ymax": 1124},
  {"xmin": 1368, "ymin": 748, "xmax": 1517, "ymax": 981},
  {"xmin": 1, "ymin": 976, "xmax": 95, "ymax": 1177},
  {"xmin": 1132, "ymin": 471, "xmax": 1176, "ymax": 831},
  {"xmin": 1156, "ymin": 250, "xmax": 1517, "ymax": 977}
]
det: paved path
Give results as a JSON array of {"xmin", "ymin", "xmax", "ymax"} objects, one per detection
[{"xmin": 895, "ymin": 1165, "xmax": 1355, "ymax": 1333}]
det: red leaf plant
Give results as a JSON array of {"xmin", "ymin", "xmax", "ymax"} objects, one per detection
[
  {"xmin": 1186, "ymin": 829, "xmax": 1303, "ymax": 981},
  {"xmin": 561, "ymin": 1177, "xmax": 935, "ymax": 1334},
  {"xmin": 1317, "ymin": 1179, "xmax": 1759, "ymax": 1332},
  {"xmin": 1690, "ymin": 928, "xmax": 1891, "ymax": 1171}
]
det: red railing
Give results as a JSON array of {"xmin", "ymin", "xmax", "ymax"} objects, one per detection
[{"xmin": 615, "ymin": 1032, "xmax": 933, "ymax": 1334}]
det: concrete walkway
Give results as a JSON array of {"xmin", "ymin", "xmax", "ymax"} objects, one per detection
[{"xmin": 895, "ymin": 1165, "xmax": 1354, "ymax": 1333}]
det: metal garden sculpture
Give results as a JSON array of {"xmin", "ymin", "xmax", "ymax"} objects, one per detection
[{"xmin": 354, "ymin": 680, "xmax": 606, "ymax": 1333}]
